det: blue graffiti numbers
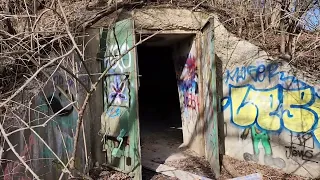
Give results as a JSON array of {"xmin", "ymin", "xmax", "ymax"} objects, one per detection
[{"xmin": 223, "ymin": 62, "xmax": 320, "ymax": 145}]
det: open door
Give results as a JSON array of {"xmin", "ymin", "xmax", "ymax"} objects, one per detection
[
  {"xmin": 99, "ymin": 18, "xmax": 141, "ymax": 179},
  {"xmin": 201, "ymin": 19, "xmax": 220, "ymax": 177}
]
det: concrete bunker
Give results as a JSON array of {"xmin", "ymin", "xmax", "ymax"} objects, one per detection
[
  {"xmin": 0, "ymin": 7, "xmax": 221, "ymax": 180},
  {"xmin": 99, "ymin": 10, "xmax": 220, "ymax": 179},
  {"xmin": 2, "ymin": 5, "xmax": 320, "ymax": 179}
]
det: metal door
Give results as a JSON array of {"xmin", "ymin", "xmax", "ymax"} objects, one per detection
[
  {"xmin": 201, "ymin": 18, "xmax": 220, "ymax": 177},
  {"xmin": 99, "ymin": 18, "xmax": 141, "ymax": 179}
]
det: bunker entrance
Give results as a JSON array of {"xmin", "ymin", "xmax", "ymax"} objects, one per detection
[
  {"xmin": 101, "ymin": 18, "xmax": 219, "ymax": 179},
  {"xmin": 137, "ymin": 34, "xmax": 195, "ymax": 166}
]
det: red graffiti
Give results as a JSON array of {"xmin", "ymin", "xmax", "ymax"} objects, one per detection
[
  {"xmin": 4, "ymin": 134, "xmax": 35, "ymax": 180},
  {"xmin": 185, "ymin": 92, "xmax": 199, "ymax": 111},
  {"xmin": 181, "ymin": 56, "xmax": 197, "ymax": 82}
]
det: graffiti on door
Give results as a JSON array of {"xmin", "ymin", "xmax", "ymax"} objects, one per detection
[
  {"xmin": 178, "ymin": 44, "xmax": 199, "ymax": 118},
  {"xmin": 104, "ymin": 42, "xmax": 131, "ymax": 107}
]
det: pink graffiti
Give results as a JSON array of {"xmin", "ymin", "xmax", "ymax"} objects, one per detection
[
  {"xmin": 185, "ymin": 92, "xmax": 199, "ymax": 111},
  {"xmin": 4, "ymin": 134, "xmax": 35, "ymax": 180},
  {"xmin": 180, "ymin": 55, "xmax": 199, "ymax": 118},
  {"xmin": 181, "ymin": 55, "xmax": 197, "ymax": 82}
]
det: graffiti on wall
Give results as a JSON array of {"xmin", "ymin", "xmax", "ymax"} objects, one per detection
[
  {"xmin": 3, "ymin": 74, "xmax": 78, "ymax": 179},
  {"xmin": 107, "ymin": 106, "xmax": 122, "ymax": 118},
  {"xmin": 240, "ymin": 125, "xmax": 286, "ymax": 168},
  {"xmin": 285, "ymin": 132, "xmax": 320, "ymax": 163},
  {"xmin": 47, "ymin": 75, "xmax": 77, "ymax": 158},
  {"xmin": 179, "ymin": 52, "xmax": 199, "ymax": 118},
  {"xmin": 224, "ymin": 63, "xmax": 307, "ymax": 86},
  {"xmin": 105, "ymin": 44, "xmax": 132, "ymax": 73},
  {"xmin": 4, "ymin": 134, "xmax": 35, "ymax": 180},
  {"xmin": 36, "ymin": 74, "xmax": 78, "ymax": 172},
  {"xmin": 223, "ymin": 62, "xmax": 320, "ymax": 166}
]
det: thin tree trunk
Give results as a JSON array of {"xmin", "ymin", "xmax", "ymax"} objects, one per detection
[
  {"xmin": 271, "ymin": 1, "xmax": 281, "ymax": 29},
  {"xmin": 280, "ymin": 0, "xmax": 287, "ymax": 55},
  {"xmin": 260, "ymin": 9, "xmax": 266, "ymax": 44},
  {"xmin": 264, "ymin": 0, "xmax": 269, "ymax": 30}
]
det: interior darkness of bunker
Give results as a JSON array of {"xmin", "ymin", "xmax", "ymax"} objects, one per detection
[
  {"xmin": 137, "ymin": 34, "xmax": 195, "ymax": 163},
  {"xmin": 137, "ymin": 41, "xmax": 181, "ymax": 131}
]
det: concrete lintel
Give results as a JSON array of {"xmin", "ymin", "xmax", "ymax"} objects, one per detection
[{"xmin": 135, "ymin": 29, "xmax": 198, "ymax": 34}]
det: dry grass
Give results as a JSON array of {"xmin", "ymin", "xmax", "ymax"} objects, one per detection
[
  {"xmin": 88, "ymin": 155, "xmax": 309, "ymax": 179},
  {"xmin": 219, "ymin": 155, "xmax": 307, "ymax": 180},
  {"xmin": 1, "ymin": 0, "xmax": 319, "ymax": 179}
]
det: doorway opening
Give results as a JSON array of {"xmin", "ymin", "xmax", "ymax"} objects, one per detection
[{"xmin": 137, "ymin": 33, "xmax": 194, "ymax": 165}]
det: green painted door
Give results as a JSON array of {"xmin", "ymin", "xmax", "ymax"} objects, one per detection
[
  {"xmin": 201, "ymin": 18, "xmax": 220, "ymax": 177},
  {"xmin": 99, "ymin": 18, "xmax": 141, "ymax": 179}
]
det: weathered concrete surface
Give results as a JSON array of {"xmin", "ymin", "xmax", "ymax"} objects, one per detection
[
  {"xmin": 84, "ymin": 28, "xmax": 105, "ymax": 167},
  {"xmin": 87, "ymin": 8, "xmax": 320, "ymax": 178},
  {"xmin": 1, "ymin": 59, "xmax": 87, "ymax": 180},
  {"xmin": 142, "ymin": 160, "xmax": 213, "ymax": 180},
  {"xmin": 213, "ymin": 17, "xmax": 269, "ymax": 68},
  {"xmin": 134, "ymin": 7, "xmax": 320, "ymax": 178},
  {"xmin": 3, "ymin": 7, "xmax": 318, "ymax": 179},
  {"xmin": 133, "ymin": 8, "xmax": 210, "ymax": 30},
  {"xmin": 213, "ymin": 14, "xmax": 320, "ymax": 178},
  {"xmin": 130, "ymin": 8, "xmax": 320, "ymax": 178},
  {"xmin": 1, "ymin": 30, "xmax": 102, "ymax": 179}
]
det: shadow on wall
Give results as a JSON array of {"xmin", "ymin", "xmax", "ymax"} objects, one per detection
[
  {"xmin": 215, "ymin": 54, "xmax": 225, "ymax": 168},
  {"xmin": 171, "ymin": 37, "xmax": 203, "ymax": 154},
  {"xmin": 172, "ymin": 35, "xmax": 224, "ymax": 177}
]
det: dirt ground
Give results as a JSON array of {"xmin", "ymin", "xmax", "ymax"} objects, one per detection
[
  {"xmin": 218, "ymin": 156, "xmax": 307, "ymax": 180},
  {"xmin": 91, "ymin": 123, "xmax": 311, "ymax": 180},
  {"xmin": 92, "ymin": 105, "xmax": 310, "ymax": 180},
  {"xmin": 90, "ymin": 155, "xmax": 310, "ymax": 180}
]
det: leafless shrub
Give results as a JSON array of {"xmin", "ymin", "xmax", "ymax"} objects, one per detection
[{"xmin": 0, "ymin": 0, "xmax": 319, "ymax": 179}]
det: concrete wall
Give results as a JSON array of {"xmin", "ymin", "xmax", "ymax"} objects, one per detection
[
  {"xmin": 2, "ymin": 65, "xmax": 87, "ymax": 180},
  {"xmin": 214, "ymin": 16, "xmax": 320, "ymax": 178},
  {"xmin": 84, "ymin": 28, "xmax": 105, "ymax": 167},
  {"xmin": 133, "ymin": 8, "xmax": 209, "ymax": 30},
  {"xmin": 3, "ymin": 7, "xmax": 319, "ymax": 179},
  {"xmin": 172, "ymin": 36, "xmax": 205, "ymax": 156},
  {"xmin": 1, "ymin": 29, "xmax": 103, "ymax": 179}
]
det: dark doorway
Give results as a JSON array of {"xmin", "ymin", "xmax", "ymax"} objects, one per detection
[
  {"xmin": 137, "ymin": 46, "xmax": 182, "ymax": 130},
  {"xmin": 137, "ymin": 34, "xmax": 216, "ymax": 180},
  {"xmin": 137, "ymin": 35, "xmax": 190, "ymax": 167}
]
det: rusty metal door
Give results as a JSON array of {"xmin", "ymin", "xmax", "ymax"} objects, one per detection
[
  {"xmin": 201, "ymin": 18, "xmax": 220, "ymax": 177},
  {"xmin": 99, "ymin": 18, "xmax": 141, "ymax": 179}
]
